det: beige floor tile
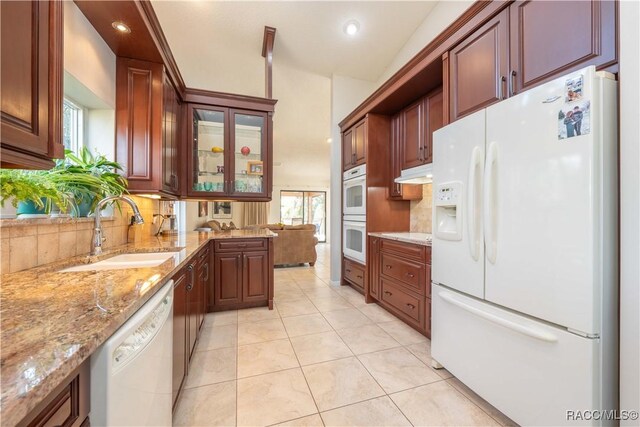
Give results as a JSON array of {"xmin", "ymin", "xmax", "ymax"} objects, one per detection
[
  {"xmin": 377, "ymin": 320, "xmax": 428, "ymax": 345},
  {"xmin": 309, "ymin": 296, "xmax": 354, "ymax": 313},
  {"xmin": 390, "ymin": 381, "xmax": 500, "ymax": 426},
  {"xmin": 276, "ymin": 298, "xmax": 319, "ymax": 318},
  {"xmin": 302, "ymin": 287, "xmax": 339, "ymax": 299},
  {"xmin": 237, "ymin": 368, "xmax": 317, "ymax": 426},
  {"xmin": 405, "ymin": 341, "xmax": 432, "ymax": 365},
  {"xmin": 273, "ymin": 413, "xmax": 325, "ymax": 427},
  {"xmin": 282, "ymin": 313, "xmax": 333, "ymax": 338},
  {"xmin": 185, "ymin": 347, "xmax": 237, "ymax": 389},
  {"xmin": 290, "ymin": 331, "xmax": 353, "ymax": 366},
  {"xmin": 238, "ymin": 339, "xmax": 299, "ymax": 378},
  {"xmin": 320, "ymin": 396, "xmax": 411, "ymax": 427},
  {"xmin": 205, "ymin": 310, "xmax": 238, "ymax": 327},
  {"xmin": 276, "ymin": 282, "xmax": 302, "ymax": 292},
  {"xmin": 357, "ymin": 347, "xmax": 441, "ymax": 393},
  {"xmin": 238, "ymin": 306, "xmax": 281, "ymax": 323},
  {"xmin": 238, "ymin": 318, "xmax": 287, "ymax": 345},
  {"xmin": 276, "ymin": 289, "xmax": 308, "ymax": 302},
  {"xmin": 173, "ymin": 380, "xmax": 236, "ymax": 427},
  {"xmin": 358, "ymin": 304, "xmax": 398, "ymax": 323},
  {"xmin": 321, "ymin": 308, "xmax": 372, "ymax": 330},
  {"xmin": 198, "ymin": 324, "xmax": 238, "ymax": 351},
  {"xmin": 302, "ymin": 357, "xmax": 384, "ymax": 412},
  {"xmin": 447, "ymin": 378, "xmax": 518, "ymax": 426},
  {"xmin": 336, "ymin": 324, "xmax": 401, "ymax": 355}
]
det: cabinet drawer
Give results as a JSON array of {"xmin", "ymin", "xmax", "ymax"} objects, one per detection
[
  {"xmin": 380, "ymin": 279, "xmax": 425, "ymax": 329},
  {"xmin": 214, "ymin": 239, "xmax": 267, "ymax": 252},
  {"xmin": 380, "ymin": 239, "xmax": 430, "ymax": 262},
  {"xmin": 380, "ymin": 252, "xmax": 426, "ymax": 295},
  {"xmin": 343, "ymin": 258, "xmax": 365, "ymax": 289}
]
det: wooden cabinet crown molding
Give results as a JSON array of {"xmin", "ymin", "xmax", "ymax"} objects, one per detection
[{"xmin": 184, "ymin": 88, "xmax": 277, "ymax": 112}]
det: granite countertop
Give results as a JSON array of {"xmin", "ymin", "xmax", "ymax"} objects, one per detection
[
  {"xmin": 0, "ymin": 229, "xmax": 276, "ymax": 426},
  {"xmin": 368, "ymin": 232, "xmax": 433, "ymax": 247}
]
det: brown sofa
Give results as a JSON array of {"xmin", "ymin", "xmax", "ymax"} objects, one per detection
[{"xmin": 249, "ymin": 224, "xmax": 318, "ymax": 266}]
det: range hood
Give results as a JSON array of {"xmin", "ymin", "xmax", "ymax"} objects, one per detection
[{"xmin": 394, "ymin": 163, "xmax": 433, "ymax": 184}]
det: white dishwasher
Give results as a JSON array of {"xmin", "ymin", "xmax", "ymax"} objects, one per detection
[{"xmin": 91, "ymin": 280, "xmax": 173, "ymax": 426}]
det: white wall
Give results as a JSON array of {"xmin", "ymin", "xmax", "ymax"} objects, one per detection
[
  {"xmin": 184, "ymin": 201, "xmax": 244, "ymax": 231},
  {"xmin": 619, "ymin": 0, "xmax": 640, "ymax": 421},
  {"xmin": 329, "ymin": 75, "xmax": 376, "ymax": 283},
  {"xmin": 374, "ymin": 0, "xmax": 473, "ymax": 87},
  {"xmin": 63, "ymin": 2, "xmax": 115, "ymax": 107},
  {"xmin": 86, "ymin": 109, "xmax": 115, "ymax": 161}
]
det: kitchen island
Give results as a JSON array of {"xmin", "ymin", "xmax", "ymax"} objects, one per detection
[{"xmin": 0, "ymin": 229, "xmax": 276, "ymax": 426}]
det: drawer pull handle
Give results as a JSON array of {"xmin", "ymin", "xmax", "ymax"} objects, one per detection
[
  {"xmin": 406, "ymin": 303, "xmax": 416, "ymax": 310},
  {"xmin": 405, "ymin": 272, "xmax": 415, "ymax": 278},
  {"xmin": 385, "ymin": 265, "xmax": 392, "ymax": 269},
  {"xmin": 356, "ymin": 275, "xmax": 363, "ymax": 279},
  {"xmin": 384, "ymin": 291, "xmax": 392, "ymax": 296},
  {"xmin": 346, "ymin": 269, "xmax": 352, "ymax": 273}
]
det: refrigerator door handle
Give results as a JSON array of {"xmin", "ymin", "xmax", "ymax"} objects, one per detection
[
  {"xmin": 484, "ymin": 142, "xmax": 498, "ymax": 264},
  {"xmin": 438, "ymin": 291, "xmax": 558, "ymax": 343},
  {"xmin": 467, "ymin": 146, "xmax": 483, "ymax": 261}
]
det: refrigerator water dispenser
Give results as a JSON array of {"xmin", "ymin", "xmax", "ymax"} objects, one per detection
[{"xmin": 435, "ymin": 182, "xmax": 462, "ymax": 241}]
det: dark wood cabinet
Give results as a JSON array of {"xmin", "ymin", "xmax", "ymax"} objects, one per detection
[
  {"xmin": 196, "ymin": 246, "xmax": 210, "ymax": 330},
  {"xmin": 449, "ymin": 0, "xmax": 617, "ymax": 121},
  {"xmin": 162, "ymin": 74, "xmax": 182, "ymax": 194},
  {"xmin": 186, "ymin": 264, "xmax": 198, "ymax": 361},
  {"xmin": 368, "ymin": 238, "xmax": 432, "ymax": 337},
  {"xmin": 212, "ymin": 239, "xmax": 274, "ymax": 310},
  {"xmin": 187, "ymin": 105, "xmax": 271, "ymax": 200},
  {"xmin": 342, "ymin": 118, "xmax": 366, "ymax": 171},
  {"xmin": 402, "ymin": 100, "xmax": 424, "ymax": 170},
  {"xmin": 389, "ymin": 114, "xmax": 423, "ymax": 201},
  {"xmin": 172, "ymin": 268, "xmax": 188, "ymax": 409},
  {"xmin": 424, "ymin": 89, "xmax": 444, "ymax": 163},
  {"xmin": 1, "ymin": 0, "xmax": 64, "ymax": 169},
  {"xmin": 343, "ymin": 257, "xmax": 366, "ymax": 293},
  {"xmin": 116, "ymin": 58, "xmax": 183, "ymax": 196},
  {"xmin": 18, "ymin": 359, "xmax": 90, "ymax": 427},
  {"xmin": 509, "ymin": 0, "xmax": 617, "ymax": 94},
  {"xmin": 449, "ymin": 8, "xmax": 510, "ymax": 121}
]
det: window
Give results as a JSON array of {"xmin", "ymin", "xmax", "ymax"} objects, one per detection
[
  {"xmin": 62, "ymin": 98, "xmax": 84, "ymax": 153},
  {"xmin": 280, "ymin": 191, "xmax": 326, "ymax": 242}
]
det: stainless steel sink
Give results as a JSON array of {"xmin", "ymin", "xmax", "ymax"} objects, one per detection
[{"xmin": 61, "ymin": 252, "xmax": 180, "ymax": 272}]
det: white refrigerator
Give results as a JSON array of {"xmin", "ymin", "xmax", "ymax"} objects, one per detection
[{"xmin": 431, "ymin": 66, "xmax": 618, "ymax": 426}]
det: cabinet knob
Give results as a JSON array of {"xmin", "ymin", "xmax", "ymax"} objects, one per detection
[
  {"xmin": 346, "ymin": 269, "xmax": 352, "ymax": 273},
  {"xmin": 406, "ymin": 303, "xmax": 416, "ymax": 310},
  {"xmin": 384, "ymin": 291, "xmax": 392, "ymax": 296},
  {"xmin": 385, "ymin": 265, "xmax": 392, "ymax": 269},
  {"xmin": 356, "ymin": 275, "xmax": 363, "ymax": 279},
  {"xmin": 405, "ymin": 272, "xmax": 415, "ymax": 278}
]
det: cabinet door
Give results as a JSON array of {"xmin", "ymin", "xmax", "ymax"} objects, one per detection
[
  {"xmin": 214, "ymin": 252, "xmax": 242, "ymax": 307},
  {"xmin": 242, "ymin": 251, "xmax": 269, "ymax": 303},
  {"xmin": 509, "ymin": 0, "xmax": 617, "ymax": 94},
  {"xmin": 0, "ymin": 0, "xmax": 63, "ymax": 169},
  {"xmin": 368, "ymin": 237, "xmax": 380, "ymax": 300},
  {"xmin": 162, "ymin": 75, "xmax": 181, "ymax": 194},
  {"xmin": 188, "ymin": 105, "xmax": 229, "ymax": 197},
  {"xmin": 196, "ymin": 259, "xmax": 208, "ymax": 331},
  {"xmin": 342, "ymin": 129, "xmax": 354, "ymax": 171},
  {"xmin": 200, "ymin": 258, "xmax": 210, "ymax": 328},
  {"xmin": 389, "ymin": 115, "xmax": 402, "ymax": 198},
  {"xmin": 116, "ymin": 58, "xmax": 164, "ymax": 191},
  {"xmin": 449, "ymin": 8, "xmax": 509, "ymax": 121},
  {"xmin": 186, "ymin": 265, "xmax": 198, "ymax": 361},
  {"xmin": 402, "ymin": 99, "xmax": 424, "ymax": 170},
  {"xmin": 172, "ymin": 270, "xmax": 188, "ymax": 408},
  {"xmin": 424, "ymin": 88, "xmax": 444, "ymax": 164},
  {"xmin": 353, "ymin": 120, "xmax": 366, "ymax": 166},
  {"xmin": 229, "ymin": 110, "xmax": 269, "ymax": 198}
]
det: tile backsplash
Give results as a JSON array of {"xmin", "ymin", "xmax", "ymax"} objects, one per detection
[
  {"xmin": 0, "ymin": 196, "xmax": 159, "ymax": 274},
  {"xmin": 410, "ymin": 184, "xmax": 433, "ymax": 233}
]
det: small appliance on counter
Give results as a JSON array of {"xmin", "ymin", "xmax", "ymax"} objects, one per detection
[{"xmin": 154, "ymin": 201, "xmax": 179, "ymax": 236}]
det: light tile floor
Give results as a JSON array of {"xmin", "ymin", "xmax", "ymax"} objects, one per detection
[{"xmin": 174, "ymin": 243, "xmax": 517, "ymax": 427}]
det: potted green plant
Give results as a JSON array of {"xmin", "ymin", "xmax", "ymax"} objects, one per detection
[
  {"xmin": 53, "ymin": 148, "xmax": 128, "ymax": 216},
  {"xmin": 0, "ymin": 170, "xmax": 64, "ymax": 216}
]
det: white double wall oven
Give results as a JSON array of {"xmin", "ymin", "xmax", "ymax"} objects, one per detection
[{"xmin": 342, "ymin": 164, "xmax": 366, "ymax": 263}]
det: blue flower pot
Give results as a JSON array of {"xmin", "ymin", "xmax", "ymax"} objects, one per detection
[
  {"xmin": 73, "ymin": 195, "xmax": 95, "ymax": 217},
  {"xmin": 16, "ymin": 199, "xmax": 47, "ymax": 216}
]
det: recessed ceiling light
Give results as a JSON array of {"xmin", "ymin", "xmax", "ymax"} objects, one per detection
[
  {"xmin": 112, "ymin": 21, "xmax": 131, "ymax": 33},
  {"xmin": 343, "ymin": 20, "xmax": 360, "ymax": 36}
]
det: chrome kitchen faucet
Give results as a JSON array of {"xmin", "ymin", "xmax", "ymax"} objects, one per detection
[{"xmin": 92, "ymin": 196, "xmax": 144, "ymax": 255}]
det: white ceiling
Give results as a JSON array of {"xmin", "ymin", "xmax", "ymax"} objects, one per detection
[
  {"xmin": 152, "ymin": 1, "xmax": 438, "ymax": 82},
  {"xmin": 151, "ymin": 1, "xmax": 439, "ymax": 187}
]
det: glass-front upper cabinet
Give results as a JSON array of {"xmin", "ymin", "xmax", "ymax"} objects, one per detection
[
  {"xmin": 189, "ymin": 106, "xmax": 228, "ymax": 196},
  {"xmin": 230, "ymin": 110, "xmax": 267, "ymax": 197},
  {"xmin": 188, "ymin": 105, "xmax": 270, "ymax": 200}
]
